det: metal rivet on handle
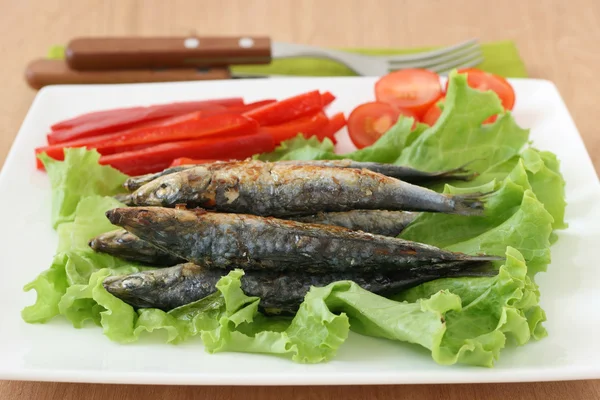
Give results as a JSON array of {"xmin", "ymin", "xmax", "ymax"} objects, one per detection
[
  {"xmin": 184, "ymin": 38, "xmax": 200, "ymax": 49},
  {"xmin": 238, "ymin": 37, "xmax": 254, "ymax": 48}
]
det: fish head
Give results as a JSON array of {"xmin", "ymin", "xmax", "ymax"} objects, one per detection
[
  {"xmin": 103, "ymin": 266, "xmax": 185, "ymax": 309},
  {"xmin": 131, "ymin": 173, "xmax": 186, "ymax": 206},
  {"xmin": 131, "ymin": 166, "xmax": 213, "ymax": 207},
  {"xmin": 89, "ymin": 229, "xmax": 132, "ymax": 251}
]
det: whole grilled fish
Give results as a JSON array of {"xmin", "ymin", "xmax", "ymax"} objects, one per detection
[
  {"xmin": 294, "ymin": 210, "xmax": 417, "ymax": 237},
  {"xmin": 90, "ymin": 211, "xmax": 417, "ymax": 267},
  {"xmin": 106, "ymin": 207, "xmax": 501, "ymax": 273},
  {"xmin": 103, "ymin": 262, "xmax": 497, "ymax": 314},
  {"xmin": 130, "ymin": 162, "xmax": 485, "ymax": 216},
  {"xmin": 89, "ymin": 229, "xmax": 185, "ymax": 266},
  {"xmin": 123, "ymin": 159, "xmax": 474, "ymax": 192}
]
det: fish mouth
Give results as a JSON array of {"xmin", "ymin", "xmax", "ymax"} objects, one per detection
[{"xmin": 105, "ymin": 209, "xmax": 122, "ymax": 225}]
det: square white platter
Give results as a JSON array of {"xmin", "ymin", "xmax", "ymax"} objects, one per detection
[{"xmin": 0, "ymin": 77, "xmax": 598, "ymax": 385}]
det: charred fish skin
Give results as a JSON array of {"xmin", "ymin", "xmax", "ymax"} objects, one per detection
[
  {"xmin": 103, "ymin": 262, "xmax": 497, "ymax": 314},
  {"xmin": 106, "ymin": 207, "xmax": 501, "ymax": 273},
  {"xmin": 89, "ymin": 229, "xmax": 185, "ymax": 266},
  {"xmin": 131, "ymin": 162, "xmax": 485, "ymax": 216},
  {"xmin": 89, "ymin": 212, "xmax": 414, "ymax": 267},
  {"xmin": 294, "ymin": 210, "xmax": 417, "ymax": 237},
  {"xmin": 277, "ymin": 160, "xmax": 475, "ymax": 183}
]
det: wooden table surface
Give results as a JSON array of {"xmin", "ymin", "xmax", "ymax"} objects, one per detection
[{"xmin": 1, "ymin": 0, "xmax": 599, "ymax": 398}]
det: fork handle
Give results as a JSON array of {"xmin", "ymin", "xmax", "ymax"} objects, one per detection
[{"xmin": 66, "ymin": 36, "xmax": 272, "ymax": 71}]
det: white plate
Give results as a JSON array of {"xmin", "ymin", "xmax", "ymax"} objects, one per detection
[{"xmin": 0, "ymin": 77, "xmax": 599, "ymax": 385}]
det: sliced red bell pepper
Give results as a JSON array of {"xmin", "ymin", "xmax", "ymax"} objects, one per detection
[
  {"xmin": 36, "ymin": 112, "xmax": 258, "ymax": 169},
  {"xmin": 321, "ymin": 91, "xmax": 336, "ymax": 107},
  {"xmin": 47, "ymin": 100, "xmax": 251, "ymax": 145},
  {"xmin": 99, "ymin": 132, "xmax": 275, "ymax": 176},
  {"xmin": 199, "ymin": 99, "xmax": 276, "ymax": 118},
  {"xmin": 243, "ymin": 91, "xmax": 323, "ymax": 126},
  {"xmin": 169, "ymin": 158, "xmax": 223, "ymax": 167},
  {"xmin": 317, "ymin": 112, "xmax": 346, "ymax": 143},
  {"xmin": 259, "ymin": 111, "xmax": 330, "ymax": 144},
  {"xmin": 50, "ymin": 98, "xmax": 244, "ymax": 131}
]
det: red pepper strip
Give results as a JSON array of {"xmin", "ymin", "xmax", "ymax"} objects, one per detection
[
  {"xmin": 99, "ymin": 133, "xmax": 275, "ymax": 176},
  {"xmin": 243, "ymin": 90, "xmax": 323, "ymax": 126},
  {"xmin": 259, "ymin": 111, "xmax": 330, "ymax": 145},
  {"xmin": 46, "ymin": 100, "xmax": 274, "ymax": 148},
  {"xmin": 35, "ymin": 113, "xmax": 258, "ymax": 169},
  {"xmin": 199, "ymin": 99, "xmax": 276, "ymax": 118},
  {"xmin": 321, "ymin": 91, "xmax": 336, "ymax": 107},
  {"xmin": 50, "ymin": 98, "xmax": 244, "ymax": 131},
  {"xmin": 317, "ymin": 112, "xmax": 346, "ymax": 143},
  {"xmin": 47, "ymin": 103, "xmax": 233, "ymax": 145},
  {"xmin": 169, "ymin": 158, "xmax": 224, "ymax": 167},
  {"xmin": 40, "ymin": 100, "xmax": 274, "ymax": 159}
]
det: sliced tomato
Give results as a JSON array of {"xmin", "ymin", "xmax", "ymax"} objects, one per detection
[
  {"xmin": 375, "ymin": 69, "xmax": 442, "ymax": 118},
  {"xmin": 347, "ymin": 102, "xmax": 417, "ymax": 149},
  {"xmin": 421, "ymin": 97, "xmax": 444, "ymax": 126},
  {"xmin": 449, "ymin": 68, "xmax": 515, "ymax": 110}
]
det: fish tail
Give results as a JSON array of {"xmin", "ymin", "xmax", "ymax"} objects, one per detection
[
  {"xmin": 444, "ymin": 262, "xmax": 500, "ymax": 278},
  {"xmin": 448, "ymin": 191, "xmax": 496, "ymax": 216},
  {"xmin": 435, "ymin": 161, "xmax": 480, "ymax": 181},
  {"xmin": 449, "ymin": 194, "xmax": 485, "ymax": 216},
  {"xmin": 464, "ymin": 254, "xmax": 505, "ymax": 263}
]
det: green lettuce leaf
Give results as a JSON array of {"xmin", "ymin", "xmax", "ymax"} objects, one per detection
[
  {"xmin": 39, "ymin": 148, "xmax": 128, "ymax": 229},
  {"xmin": 395, "ymin": 247, "xmax": 546, "ymax": 365},
  {"xmin": 22, "ymin": 194, "xmax": 139, "ymax": 324},
  {"xmin": 396, "ymin": 72, "xmax": 529, "ymax": 173},
  {"xmin": 401, "ymin": 159, "xmax": 554, "ymax": 275},
  {"xmin": 256, "ymin": 118, "xmax": 428, "ymax": 164},
  {"xmin": 256, "ymin": 135, "xmax": 335, "ymax": 161}
]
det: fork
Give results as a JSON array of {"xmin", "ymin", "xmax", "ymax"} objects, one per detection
[{"xmin": 270, "ymin": 39, "xmax": 483, "ymax": 76}]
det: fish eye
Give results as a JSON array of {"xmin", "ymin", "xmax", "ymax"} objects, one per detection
[{"xmin": 155, "ymin": 182, "xmax": 171, "ymax": 199}]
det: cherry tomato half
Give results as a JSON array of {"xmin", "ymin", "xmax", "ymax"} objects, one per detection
[
  {"xmin": 375, "ymin": 69, "xmax": 443, "ymax": 118},
  {"xmin": 347, "ymin": 102, "xmax": 417, "ymax": 149},
  {"xmin": 448, "ymin": 68, "xmax": 516, "ymax": 110},
  {"xmin": 421, "ymin": 98, "xmax": 442, "ymax": 126}
]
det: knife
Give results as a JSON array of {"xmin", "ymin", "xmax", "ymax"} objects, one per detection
[{"xmin": 66, "ymin": 36, "xmax": 273, "ymax": 70}]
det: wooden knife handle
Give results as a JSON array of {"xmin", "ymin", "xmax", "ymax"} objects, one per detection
[
  {"xmin": 66, "ymin": 36, "xmax": 272, "ymax": 70},
  {"xmin": 25, "ymin": 59, "xmax": 231, "ymax": 89}
]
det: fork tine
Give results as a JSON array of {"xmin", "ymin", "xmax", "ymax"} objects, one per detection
[
  {"xmin": 436, "ymin": 57, "xmax": 485, "ymax": 76},
  {"xmin": 428, "ymin": 52, "xmax": 485, "ymax": 74},
  {"xmin": 384, "ymin": 39, "xmax": 480, "ymax": 63},
  {"xmin": 388, "ymin": 44, "xmax": 482, "ymax": 70}
]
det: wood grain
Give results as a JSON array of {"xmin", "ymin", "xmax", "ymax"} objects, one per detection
[{"xmin": 1, "ymin": 0, "xmax": 599, "ymax": 398}]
